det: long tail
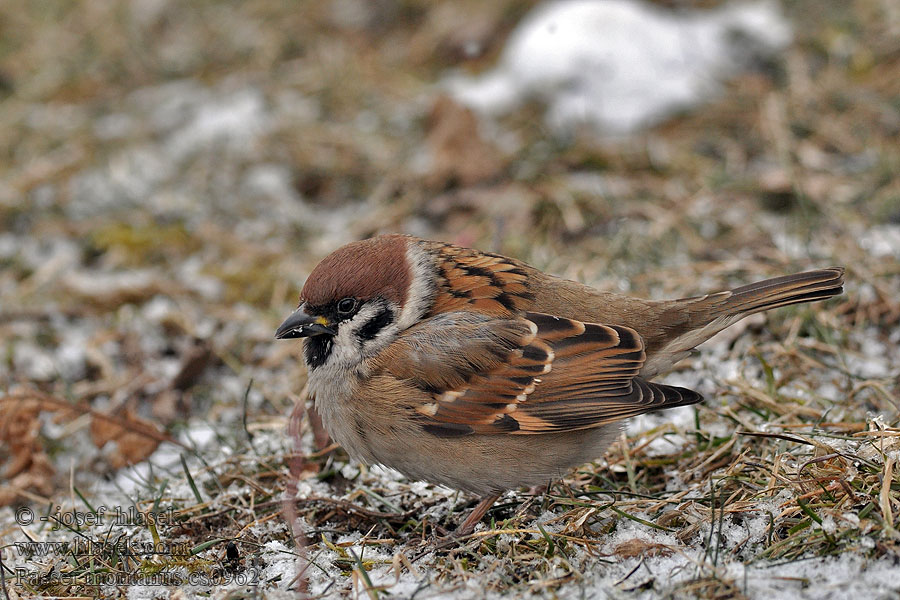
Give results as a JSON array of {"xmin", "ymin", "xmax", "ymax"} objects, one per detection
[
  {"xmin": 642, "ymin": 267, "xmax": 844, "ymax": 377},
  {"xmin": 718, "ymin": 267, "xmax": 845, "ymax": 317}
]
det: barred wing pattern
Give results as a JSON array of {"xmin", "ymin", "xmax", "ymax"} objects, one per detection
[{"xmin": 406, "ymin": 312, "xmax": 702, "ymax": 436}]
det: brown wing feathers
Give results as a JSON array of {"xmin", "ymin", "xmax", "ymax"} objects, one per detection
[
  {"xmin": 513, "ymin": 379, "xmax": 700, "ymax": 432},
  {"xmin": 427, "ymin": 242, "xmax": 536, "ymax": 316},
  {"xmin": 416, "ymin": 312, "xmax": 702, "ymax": 436},
  {"xmin": 402, "ymin": 242, "xmax": 839, "ymax": 437}
]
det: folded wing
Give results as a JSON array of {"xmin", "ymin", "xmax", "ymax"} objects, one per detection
[{"xmin": 381, "ymin": 311, "xmax": 703, "ymax": 436}]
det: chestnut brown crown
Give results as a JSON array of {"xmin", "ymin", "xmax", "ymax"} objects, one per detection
[{"xmin": 300, "ymin": 234, "xmax": 412, "ymax": 309}]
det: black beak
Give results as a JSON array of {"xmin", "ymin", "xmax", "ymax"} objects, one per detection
[{"xmin": 275, "ymin": 306, "xmax": 336, "ymax": 339}]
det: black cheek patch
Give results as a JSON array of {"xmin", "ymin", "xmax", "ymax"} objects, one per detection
[{"xmin": 359, "ymin": 308, "xmax": 394, "ymax": 341}]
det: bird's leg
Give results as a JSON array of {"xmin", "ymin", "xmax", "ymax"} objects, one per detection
[
  {"xmin": 409, "ymin": 493, "xmax": 503, "ymax": 561},
  {"xmin": 455, "ymin": 492, "xmax": 502, "ymax": 537}
]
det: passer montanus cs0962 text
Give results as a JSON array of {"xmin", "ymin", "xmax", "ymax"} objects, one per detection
[{"xmin": 276, "ymin": 235, "xmax": 844, "ymax": 534}]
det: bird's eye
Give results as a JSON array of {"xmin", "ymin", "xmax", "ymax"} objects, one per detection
[{"xmin": 336, "ymin": 297, "xmax": 357, "ymax": 315}]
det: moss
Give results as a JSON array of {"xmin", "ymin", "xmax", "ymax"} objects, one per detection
[{"xmin": 88, "ymin": 221, "xmax": 202, "ymax": 267}]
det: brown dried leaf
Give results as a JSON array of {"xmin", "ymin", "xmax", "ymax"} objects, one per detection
[
  {"xmin": 0, "ymin": 457, "xmax": 55, "ymax": 505},
  {"xmin": 0, "ymin": 396, "xmax": 56, "ymax": 506},
  {"xmin": 0, "ymin": 398, "xmax": 42, "ymax": 476},
  {"xmin": 90, "ymin": 407, "xmax": 162, "ymax": 468},
  {"xmin": 425, "ymin": 95, "xmax": 504, "ymax": 189}
]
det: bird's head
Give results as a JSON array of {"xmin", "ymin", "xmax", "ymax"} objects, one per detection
[{"xmin": 275, "ymin": 235, "xmax": 436, "ymax": 370}]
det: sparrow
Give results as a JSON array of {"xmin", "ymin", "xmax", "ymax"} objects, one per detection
[{"xmin": 276, "ymin": 234, "xmax": 844, "ymax": 535}]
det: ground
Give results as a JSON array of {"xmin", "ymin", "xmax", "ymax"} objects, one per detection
[{"xmin": 0, "ymin": 1, "xmax": 898, "ymax": 599}]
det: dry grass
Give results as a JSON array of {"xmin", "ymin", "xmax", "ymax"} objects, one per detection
[{"xmin": 0, "ymin": 0, "xmax": 898, "ymax": 598}]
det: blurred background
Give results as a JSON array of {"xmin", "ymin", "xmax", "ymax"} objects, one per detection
[{"xmin": 0, "ymin": 0, "xmax": 898, "ymax": 596}]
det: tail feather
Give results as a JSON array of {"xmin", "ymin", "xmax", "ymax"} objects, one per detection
[
  {"xmin": 643, "ymin": 267, "xmax": 844, "ymax": 377},
  {"xmin": 721, "ymin": 267, "xmax": 845, "ymax": 316}
]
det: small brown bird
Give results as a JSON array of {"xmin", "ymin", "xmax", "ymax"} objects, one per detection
[{"xmin": 276, "ymin": 234, "xmax": 844, "ymax": 535}]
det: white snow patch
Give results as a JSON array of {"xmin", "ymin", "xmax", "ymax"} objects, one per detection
[
  {"xmin": 445, "ymin": 0, "xmax": 792, "ymax": 136},
  {"xmin": 12, "ymin": 342, "xmax": 58, "ymax": 380},
  {"xmin": 628, "ymin": 405, "xmax": 697, "ymax": 436},
  {"xmin": 859, "ymin": 224, "xmax": 900, "ymax": 258},
  {"xmin": 166, "ymin": 88, "xmax": 269, "ymax": 160},
  {"xmin": 846, "ymin": 328, "xmax": 894, "ymax": 379}
]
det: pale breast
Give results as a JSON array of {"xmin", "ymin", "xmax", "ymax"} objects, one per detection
[{"xmin": 307, "ymin": 362, "xmax": 379, "ymax": 465}]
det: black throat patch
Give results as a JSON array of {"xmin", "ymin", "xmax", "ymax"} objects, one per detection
[{"xmin": 304, "ymin": 335, "xmax": 333, "ymax": 369}]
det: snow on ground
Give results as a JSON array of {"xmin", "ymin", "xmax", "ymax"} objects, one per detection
[
  {"xmin": 1, "ymin": 0, "xmax": 897, "ymax": 598},
  {"xmin": 446, "ymin": 0, "xmax": 791, "ymax": 135}
]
